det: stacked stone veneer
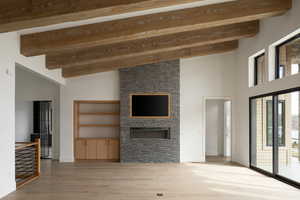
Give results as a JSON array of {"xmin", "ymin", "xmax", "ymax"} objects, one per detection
[{"xmin": 119, "ymin": 60, "xmax": 180, "ymax": 163}]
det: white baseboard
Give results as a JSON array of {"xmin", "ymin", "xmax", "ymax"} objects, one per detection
[
  {"xmin": 0, "ymin": 179, "xmax": 16, "ymax": 199},
  {"xmin": 59, "ymin": 156, "xmax": 74, "ymax": 163},
  {"xmin": 180, "ymin": 157, "xmax": 206, "ymax": 163}
]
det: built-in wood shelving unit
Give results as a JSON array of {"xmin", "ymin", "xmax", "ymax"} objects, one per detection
[
  {"xmin": 74, "ymin": 100, "xmax": 120, "ymax": 161},
  {"xmin": 79, "ymin": 124, "xmax": 120, "ymax": 127},
  {"xmin": 79, "ymin": 112, "xmax": 120, "ymax": 116}
]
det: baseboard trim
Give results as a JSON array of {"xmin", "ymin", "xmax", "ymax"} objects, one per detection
[
  {"xmin": 0, "ymin": 179, "xmax": 16, "ymax": 199},
  {"xmin": 59, "ymin": 157, "xmax": 74, "ymax": 163}
]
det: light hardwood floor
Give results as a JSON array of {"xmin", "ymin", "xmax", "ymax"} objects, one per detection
[{"xmin": 3, "ymin": 160, "xmax": 300, "ymax": 200}]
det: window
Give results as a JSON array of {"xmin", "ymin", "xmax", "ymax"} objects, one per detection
[
  {"xmin": 276, "ymin": 33, "xmax": 300, "ymax": 79},
  {"xmin": 254, "ymin": 53, "xmax": 266, "ymax": 86},
  {"xmin": 250, "ymin": 88, "xmax": 300, "ymax": 187},
  {"xmin": 250, "ymin": 96, "xmax": 273, "ymax": 173},
  {"xmin": 292, "ymin": 64, "xmax": 300, "ymax": 75},
  {"xmin": 266, "ymin": 100, "xmax": 285, "ymax": 147}
]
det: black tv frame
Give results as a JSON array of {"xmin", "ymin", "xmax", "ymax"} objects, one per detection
[{"xmin": 129, "ymin": 93, "xmax": 171, "ymax": 119}]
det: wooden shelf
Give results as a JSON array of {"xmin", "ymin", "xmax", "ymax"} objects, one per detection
[
  {"xmin": 79, "ymin": 112, "xmax": 120, "ymax": 116},
  {"xmin": 79, "ymin": 124, "xmax": 120, "ymax": 127},
  {"xmin": 74, "ymin": 100, "xmax": 120, "ymax": 161},
  {"xmin": 75, "ymin": 100, "xmax": 120, "ymax": 104},
  {"xmin": 76, "ymin": 137, "xmax": 119, "ymax": 140}
]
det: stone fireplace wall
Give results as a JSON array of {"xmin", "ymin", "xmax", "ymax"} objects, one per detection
[{"xmin": 119, "ymin": 60, "xmax": 180, "ymax": 163}]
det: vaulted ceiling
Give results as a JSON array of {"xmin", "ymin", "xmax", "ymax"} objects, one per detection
[{"xmin": 1, "ymin": 0, "xmax": 292, "ymax": 78}]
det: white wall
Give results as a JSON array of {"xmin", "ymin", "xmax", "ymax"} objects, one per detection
[
  {"xmin": 59, "ymin": 53, "xmax": 237, "ymax": 163},
  {"xmin": 205, "ymin": 99, "xmax": 225, "ymax": 156},
  {"xmin": 180, "ymin": 52, "xmax": 236, "ymax": 162},
  {"xmin": 234, "ymin": 0, "xmax": 300, "ymax": 166},
  {"xmin": 60, "ymin": 72, "xmax": 119, "ymax": 162},
  {"xmin": 0, "ymin": 32, "xmax": 65, "ymax": 198},
  {"xmin": 0, "ymin": 33, "xmax": 17, "ymax": 199},
  {"xmin": 15, "ymin": 65, "xmax": 60, "ymax": 159},
  {"xmin": 15, "ymin": 101, "xmax": 33, "ymax": 142}
]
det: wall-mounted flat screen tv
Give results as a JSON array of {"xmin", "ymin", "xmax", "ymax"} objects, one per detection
[{"xmin": 130, "ymin": 94, "xmax": 170, "ymax": 118}]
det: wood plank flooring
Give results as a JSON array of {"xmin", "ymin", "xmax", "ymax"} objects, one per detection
[{"xmin": 3, "ymin": 160, "xmax": 300, "ymax": 200}]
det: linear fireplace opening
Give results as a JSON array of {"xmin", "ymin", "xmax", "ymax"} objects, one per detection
[{"xmin": 130, "ymin": 127, "xmax": 171, "ymax": 139}]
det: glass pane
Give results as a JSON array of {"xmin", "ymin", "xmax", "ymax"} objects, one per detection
[
  {"xmin": 278, "ymin": 91, "xmax": 300, "ymax": 183},
  {"xmin": 251, "ymin": 96, "xmax": 273, "ymax": 173},
  {"xmin": 291, "ymin": 64, "xmax": 300, "ymax": 75},
  {"xmin": 277, "ymin": 35, "xmax": 300, "ymax": 78},
  {"xmin": 254, "ymin": 54, "xmax": 266, "ymax": 85},
  {"xmin": 278, "ymin": 101, "xmax": 285, "ymax": 146},
  {"xmin": 266, "ymin": 100, "xmax": 273, "ymax": 146}
]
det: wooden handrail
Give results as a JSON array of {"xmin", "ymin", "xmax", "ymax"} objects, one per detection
[
  {"xmin": 15, "ymin": 141, "xmax": 39, "ymax": 150},
  {"xmin": 36, "ymin": 139, "xmax": 41, "ymax": 176}
]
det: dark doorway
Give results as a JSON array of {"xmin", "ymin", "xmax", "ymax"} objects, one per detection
[{"xmin": 32, "ymin": 101, "xmax": 53, "ymax": 159}]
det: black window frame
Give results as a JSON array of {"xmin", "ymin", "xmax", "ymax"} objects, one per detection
[
  {"xmin": 249, "ymin": 87, "xmax": 300, "ymax": 190},
  {"xmin": 254, "ymin": 53, "xmax": 265, "ymax": 86},
  {"xmin": 266, "ymin": 100, "xmax": 286, "ymax": 147},
  {"xmin": 275, "ymin": 33, "xmax": 300, "ymax": 79}
]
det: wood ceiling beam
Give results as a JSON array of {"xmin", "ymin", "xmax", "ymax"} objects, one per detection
[
  {"xmin": 0, "ymin": 0, "xmax": 204, "ymax": 33},
  {"xmin": 62, "ymin": 41, "xmax": 238, "ymax": 78},
  {"xmin": 47, "ymin": 21, "xmax": 258, "ymax": 69},
  {"xmin": 21, "ymin": 0, "xmax": 291, "ymax": 56}
]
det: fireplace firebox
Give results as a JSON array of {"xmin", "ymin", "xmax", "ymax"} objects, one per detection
[{"xmin": 130, "ymin": 127, "xmax": 171, "ymax": 139}]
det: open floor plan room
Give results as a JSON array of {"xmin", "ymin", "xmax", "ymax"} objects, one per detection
[{"xmin": 1, "ymin": 0, "xmax": 300, "ymax": 199}]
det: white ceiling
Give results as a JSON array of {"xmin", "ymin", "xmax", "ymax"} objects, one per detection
[{"xmin": 18, "ymin": 0, "xmax": 234, "ymax": 35}]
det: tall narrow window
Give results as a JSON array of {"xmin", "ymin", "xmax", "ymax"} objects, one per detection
[
  {"xmin": 254, "ymin": 53, "xmax": 266, "ymax": 86},
  {"xmin": 276, "ymin": 34, "xmax": 300, "ymax": 79},
  {"xmin": 278, "ymin": 91, "xmax": 300, "ymax": 184},
  {"xmin": 250, "ymin": 96, "xmax": 273, "ymax": 173}
]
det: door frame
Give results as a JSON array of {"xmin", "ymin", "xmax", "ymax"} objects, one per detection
[
  {"xmin": 203, "ymin": 96, "xmax": 233, "ymax": 162},
  {"xmin": 249, "ymin": 86, "xmax": 300, "ymax": 189}
]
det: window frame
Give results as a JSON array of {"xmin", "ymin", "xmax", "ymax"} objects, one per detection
[
  {"xmin": 275, "ymin": 33, "xmax": 300, "ymax": 79},
  {"xmin": 254, "ymin": 53, "xmax": 265, "ymax": 86}
]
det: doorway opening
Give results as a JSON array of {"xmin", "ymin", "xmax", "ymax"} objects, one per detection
[
  {"xmin": 32, "ymin": 101, "xmax": 53, "ymax": 159},
  {"xmin": 205, "ymin": 98, "xmax": 232, "ymax": 163},
  {"xmin": 15, "ymin": 64, "xmax": 60, "ymax": 161}
]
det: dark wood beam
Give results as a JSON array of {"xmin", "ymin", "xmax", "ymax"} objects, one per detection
[
  {"xmin": 62, "ymin": 41, "xmax": 238, "ymax": 78},
  {"xmin": 21, "ymin": 0, "xmax": 291, "ymax": 56},
  {"xmin": 0, "ymin": 0, "xmax": 203, "ymax": 33},
  {"xmin": 47, "ymin": 21, "xmax": 258, "ymax": 69}
]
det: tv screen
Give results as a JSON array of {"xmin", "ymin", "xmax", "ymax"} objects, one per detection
[{"xmin": 131, "ymin": 94, "xmax": 170, "ymax": 117}]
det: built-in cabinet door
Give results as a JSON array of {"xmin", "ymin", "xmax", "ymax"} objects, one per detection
[
  {"xmin": 86, "ymin": 139, "xmax": 97, "ymax": 159},
  {"xmin": 108, "ymin": 139, "xmax": 120, "ymax": 160},
  {"xmin": 97, "ymin": 139, "xmax": 108, "ymax": 159},
  {"xmin": 76, "ymin": 138, "xmax": 119, "ymax": 160},
  {"xmin": 76, "ymin": 139, "xmax": 86, "ymax": 160}
]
